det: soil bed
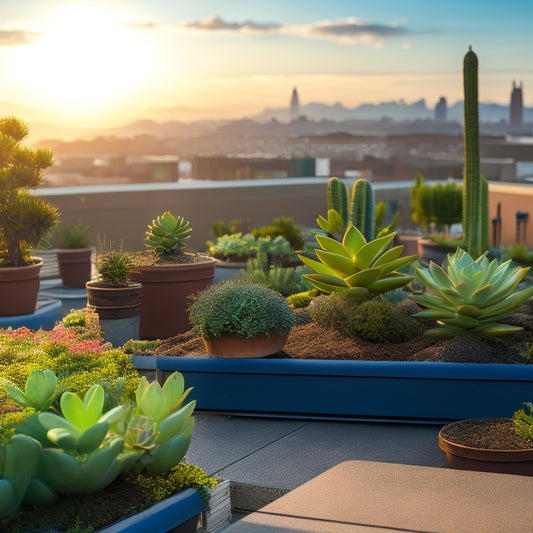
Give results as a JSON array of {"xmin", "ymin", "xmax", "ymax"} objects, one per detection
[{"xmin": 155, "ymin": 319, "xmax": 533, "ymax": 365}]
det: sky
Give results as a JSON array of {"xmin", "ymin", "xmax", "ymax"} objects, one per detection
[{"xmin": 1, "ymin": 0, "xmax": 533, "ymax": 128}]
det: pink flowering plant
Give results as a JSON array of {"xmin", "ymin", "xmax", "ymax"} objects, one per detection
[{"xmin": 0, "ymin": 322, "xmax": 140, "ymax": 443}]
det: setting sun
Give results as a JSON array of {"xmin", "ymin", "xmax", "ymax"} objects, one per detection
[{"xmin": 15, "ymin": 4, "xmax": 156, "ymax": 121}]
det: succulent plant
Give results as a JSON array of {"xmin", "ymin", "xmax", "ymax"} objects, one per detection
[
  {"xmin": 4, "ymin": 369, "xmax": 57, "ymax": 411},
  {"xmin": 0, "ymin": 434, "xmax": 51, "ymax": 519},
  {"xmin": 144, "ymin": 211, "xmax": 191, "ymax": 254},
  {"xmin": 95, "ymin": 249, "xmax": 134, "ymax": 286},
  {"xmin": 298, "ymin": 224, "xmax": 416, "ymax": 300},
  {"xmin": 127, "ymin": 372, "xmax": 195, "ymax": 476},
  {"xmin": 412, "ymin": 248, "xmax": 533, "ymax": 338}
]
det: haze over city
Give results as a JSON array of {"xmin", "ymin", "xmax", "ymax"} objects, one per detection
[{"xmin": 2, "ymin": 0, "xmax": 533, "ymax": 134}]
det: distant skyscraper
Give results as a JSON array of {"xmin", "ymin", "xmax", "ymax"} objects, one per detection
[
  {"xmin": 435, "ymin": 97, "xmax": 447, "ymax": 121},
  {"xmin": 290, "ymin": 87, "xmax": 300, "ymax": 121},
  {"xmin": 510, "ymin": 81, "xmax": 523, "ymax": 127}
]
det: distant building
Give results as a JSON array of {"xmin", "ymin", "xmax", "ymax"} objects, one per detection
[
  {"xmin": 435, "ymin": 97, "xmax": 447, "ymax": 121},
  {"xmin": 290, "ymin": 87, "xmax": 300, "ymax": 121},
  {"xmin": 510, "ymin": 81, "xmax": 523, "ymax": 127}
]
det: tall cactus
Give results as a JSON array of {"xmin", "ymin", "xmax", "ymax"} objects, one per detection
[
  {"xmin": 350, "ymin": 179, "xmax": 376, "ymax": 242},
  {"xmin": 327, "ymin": 177, "xmax": 348, "ymax": 227},
  {"xmin": 462, "ymin": 46, "xmax": 488, "ymax": 258}
]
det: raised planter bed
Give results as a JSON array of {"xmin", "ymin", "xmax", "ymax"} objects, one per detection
[
  {"xmin": 96, "ymin": 488, "xmax": 203, "ymax": 533},
  {"xmin": 132, "ymin": 356, "xmax": 533, "ymax": 423}
]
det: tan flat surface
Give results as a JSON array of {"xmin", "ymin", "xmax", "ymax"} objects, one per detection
[{"xmin": 225, "ymin": 460, "xmax": 533, "ymax": 532}]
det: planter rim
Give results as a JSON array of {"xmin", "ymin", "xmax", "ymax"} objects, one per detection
[
  {"xmin": 134, "ymin": 355, "xmax": 533, "ymax": 380},
  {"xmin": 439, "ymin": 418, "xmax": 533, "ymax": 461},
  {"xmin": 96, "ymin": 487, "xmax": 203, "ymax": 533}
]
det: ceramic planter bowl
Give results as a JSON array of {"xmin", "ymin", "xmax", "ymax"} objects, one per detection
[
  {"xmin": 203, "ymin": 333, "xmax": 289, "ymax": 358},
  {"xmin": 439, "ymin": 418, "xmax": 533, "ymax": 476}
]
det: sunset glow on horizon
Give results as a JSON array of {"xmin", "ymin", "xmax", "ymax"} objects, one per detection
[{"xmin": 1, "ymin": 0, "xmax": 532, "ymax": 129}]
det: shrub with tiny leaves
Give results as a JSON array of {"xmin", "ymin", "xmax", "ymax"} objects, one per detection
[{"xmin": 189, "ymin": 279, "xmax": 293, "ymax": 339}]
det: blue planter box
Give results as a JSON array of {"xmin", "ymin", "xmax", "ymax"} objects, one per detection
[
  {"xmin": 133, "ymin": 356, "xmax": 533, "ymax": 423},
  {"xmin": 96, "ymin": 488, "xmax": 203, "ymax": 533}
]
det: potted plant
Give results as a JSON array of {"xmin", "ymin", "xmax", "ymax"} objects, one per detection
[
  {"xmin": 53, "ymin": 219, "xmax": 93, "ymax": 288},
  {"xmin": 128, "ymin": 211, "xmax": 217, "ymax": 340},
  {"xmin": 0, "ymin": 116, "xmax": 60, "ymax": 316},
  {"xmin": 86, "ymin": 242, "xmax": 142, "ymax": 347},
  {"xmin": 189, "ymin": 279, "xmax": 294, "ymax": 358},
  {"xmin": 0, "ymin": 366, "xmax": 218, "ymax": 531}
]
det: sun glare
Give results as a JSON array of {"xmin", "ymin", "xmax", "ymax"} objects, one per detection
[{"xmin": 20, "ymin": 4, "xmax": 155, "ymax": 121}]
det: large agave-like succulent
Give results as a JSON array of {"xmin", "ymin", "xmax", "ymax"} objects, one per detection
[
  {"xmin": 144, "ymin": 211, "xmax": 191, "ymax": 254},
  {"xmin": 413, "ymin": 248, "xmax": 533, "ymax": 338},
  {"xmin": 297, "ymin": 224, "xmax": 415, "ymax": 300}
]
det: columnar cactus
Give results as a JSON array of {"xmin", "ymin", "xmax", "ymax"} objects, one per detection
[
  {"xmin": 350, "ymin": 179, "xmax": 376, "ymax": 242},
  {"xmin": 462, "ymin": 47, "xmax": 488, "ymax": 258},
  {"xmin": 327, "ymin": 177, "xmax": 349, "ymax": 227}
]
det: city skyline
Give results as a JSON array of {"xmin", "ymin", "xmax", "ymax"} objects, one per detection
[{"xmin": 2, "ymin": 1, "xmax": 532, "ymax": 128}]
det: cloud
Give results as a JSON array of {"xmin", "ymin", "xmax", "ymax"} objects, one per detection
[
  {"xmin": 183, "ymin": 15, "xmax": 280, "ymax": 33},
  {"xmin": 0, "ymin": 29, "xmax": 41, "ymax": 46},
  {"xmin": 284, "ymin": 17, "xmax": 410, "ymax": 46},
  {"xmin": 167, "ymin": 15, "xmax": 411, "ymax": 45}
]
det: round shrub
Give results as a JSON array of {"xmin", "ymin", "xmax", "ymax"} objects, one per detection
[
  {"xmin": 349, "ymin": 299, "xmax": 416, "ymax": 343},
  {"xmin": 189, "ymin": 279, "xmax": 294, "ymax": 339},
  {"xmin": 308, "ymin": 292, "xmax": 358, "ymax": 336}
]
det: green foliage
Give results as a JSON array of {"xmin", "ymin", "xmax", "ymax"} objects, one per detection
[
  {"xmin": 211, "ymin": 218, "xmax": 243, "ymax": 238},
  {"xmin": 287, "ymin": 289, "xmax": 321, "ymax": 309},
  {"xmin": 208, "ymin": 233, "xmax": 298, "ymax": 264},
  {"xmin": 62, "ymin": 310, "xmax": 86, "ymax": 329},
  {"xmin": 0, "ymin": 116, "xmax": 60, "ymax": 266},
  {"xmin": 94, "ymin": 249, "xmax": 134, "ymax": 286},
  {"xmin": 413, "ymin": 248, "xmax": 533, "ymax": 338},
  {"xmin": 0, "ymin": 370, "xmax": 197, "ymax": 518},
  {"xmin": 144, "ymin": 212, "xmax": 191, "ymax": 255},
  {"xmin": 513, "ymin": 402, "xmax": 533, "ymax": 440},
  {"xmin": 251, "ymin": 216, "xmax": 305, "ymax": 250},
  {"xmin": 410, "ymin": 174, "xmax": 462, "ymax": 232},
  {"xmin": 54, "ymin": 220, "xmax": 90, "ymax": 248},
  {"xmin": 121, "ymin": 339, "xmax": 160, "ymax": 355},
  {"xmin": 189, "ymin": 279, "xmax": 294, "ymax": 339},
  {"xmin": 298, "ymin": 224, "xmax": 416, "ymax": 300},
  {"xmin": 503, "ymin": 244, "xmax": 533, "ymax": 265},
  {"xmin": 350, "ymin": 299, "xmax": 416, "ymax": 343},
  {"xmin": 2, "ymin": 463, "xmax": 217, "ymax": 533},
  {"xmin": 308, "ymin": 293, "xmax": 358, "ymax": 336},
  {"xmin": 241, "ymin": 253, "xmax": 311, "ymax": 296}
]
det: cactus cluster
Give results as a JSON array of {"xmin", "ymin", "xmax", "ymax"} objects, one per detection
[
  {"xmin": 144, "ymin": 211, "xmax": 191, "ymax": 254},
  {"xmin": 318, "ymin": 177, "xmax": 397, "ymax": 242}
]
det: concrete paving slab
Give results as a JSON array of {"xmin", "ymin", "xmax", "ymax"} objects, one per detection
[
  {"xmin": 197, "ymin": 416, "xmax": 446, "ymax": 491},
  {"xmin": 188, "ymin": 413, "xmax": 307, "ymax": 476},
  {"xmin": 225, "ymin": 460, "xmax": 533, "ymax": 533}
]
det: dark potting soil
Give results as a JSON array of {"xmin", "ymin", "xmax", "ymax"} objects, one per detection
[{"xmin": 439, "ymin": 418, "xmax": 533, "ymax": 450}]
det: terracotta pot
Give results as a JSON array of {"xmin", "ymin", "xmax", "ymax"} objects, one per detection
[
  {"xmin": 129, "ymin": 255, "xmax": 216, "ymax": 340},
  {"xmin": 203, "ymin": 333, "xmax": 289, "ymax": 358},
  {"xmin": 86, "ymin": 281, "xmax": 142, "ymax": 320},
  {"xmin": 0, "ymin": 259, "xmax": 43, "ymax": 316},
  {"xmin": 56, "ymin": 247, "xmax": 93, "ymax": 288},
  {"xmin": 439, "ymin": 418, "xmax": 533, "ymax": 476},
  {"xmin": 86, "ymin": 281, "xmax": 143, "ymax": 346}
]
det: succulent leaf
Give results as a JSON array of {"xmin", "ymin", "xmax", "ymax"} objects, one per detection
[{"xmin": 414, "ymin": 247, "xmax": 533, "ymax": 338}]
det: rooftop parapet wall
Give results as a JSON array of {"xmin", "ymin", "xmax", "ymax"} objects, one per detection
[{"xmin": 35, "ymin": 178, "xmax": 532, "ymax": 252}]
